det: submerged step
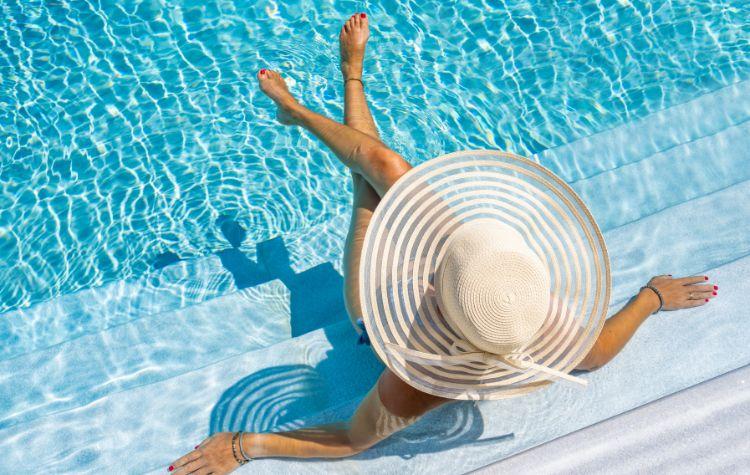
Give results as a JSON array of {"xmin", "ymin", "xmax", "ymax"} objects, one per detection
[
  {"xmin": 574, "ymin": 119, "xmax": 750, "ymax": 231},
  {"xmin": 0, "ymin": 255, "xmax": 235, "ymax": 361},
  {"xmin": 535, "ymin": 80, "xmax": 750, "ymax": 182},
  {"xmin": 0, "ymin": 212, "xmax": 350, "ymax": 364},
  {"xmin": 1, "ymin": 250, "xmax": 748, "ymax": 473}
]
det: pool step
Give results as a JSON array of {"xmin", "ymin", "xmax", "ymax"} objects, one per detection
[
  {"xmin": 0, "ymin": 211, "xmax": 352, "ymax": 363},
  {"xmin": 0, "ymin": 255, "xmax": 236, "ymax": 361},
  {"xmin": 534, "ymin": 80, "xmax": 750, "ymax": 183},
  {"xmin": 1, "ymin": 248, "xmax": 748, "ymax": 473}
]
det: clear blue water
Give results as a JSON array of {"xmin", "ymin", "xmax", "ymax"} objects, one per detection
[
  {"xmin": 1, "ymin": 2, "xmax": 750, "ymax": 473},
  {"xmin": 1, "ymin": 0, "xmax": 748, "ymax": 313}
]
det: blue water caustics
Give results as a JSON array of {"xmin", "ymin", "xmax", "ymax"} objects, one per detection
[{"xmin": 1, "ymin": 0, "xmax": 748, "ymax": 314}]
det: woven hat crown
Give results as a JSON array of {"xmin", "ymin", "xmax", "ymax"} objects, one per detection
[{"xmin": 435, "ymin": 220, "xmax": 551, "ymax": 355}]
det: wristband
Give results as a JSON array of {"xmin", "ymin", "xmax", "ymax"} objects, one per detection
[
  {"xmin": 231, "ymin": 432, "xmax": 249, "ymax": 465},
  {"xmin": 640, "ymin": 285, "xmax": 664, "ymax": 314}
]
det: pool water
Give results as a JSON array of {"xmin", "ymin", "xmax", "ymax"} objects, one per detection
[
  {"xmin": 1, "ymin": 0, "xmax": 748, "ymax": 313},
  {"xmin": 2, "ymin": 1, "xmax": 750, "ymax": 473}
]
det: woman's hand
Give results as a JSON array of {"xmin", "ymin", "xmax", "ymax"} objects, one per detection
[
  {"xmin": 641, "ymin": 274, "xmax": 718, "ymax": 312},
  {"xmin": 169, "ymin": 432, "xmax": 244, "ymax": 475}
]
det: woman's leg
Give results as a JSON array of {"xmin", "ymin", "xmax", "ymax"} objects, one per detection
[
  {"xmin": 257, "ymin": 70, "xmax": 411, "ymax": 197},
  {"xmin": 340, "ymin": 13, "xmax": 380, "ymax": 139},
  {"xmin": 339, "ymin": 13, "xmax": 383, "ymax": 325}
]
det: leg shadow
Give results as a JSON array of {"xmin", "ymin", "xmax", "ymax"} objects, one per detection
[{"xmin": 212, "ymin": 215, "xmax": 348, "ymax": 336}]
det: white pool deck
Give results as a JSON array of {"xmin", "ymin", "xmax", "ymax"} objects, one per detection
[{"xmin": 473, "ymin": 363, "xmax": 750, "ymax": 475}]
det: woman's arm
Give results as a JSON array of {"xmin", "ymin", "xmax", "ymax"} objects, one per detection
[
  {"xmin": 169, "ymin": 371, "xmax": 446, "ymax": 473},
  {"xmin": 576, "ymin": 274, "xmax": 716, "ymax": 371},
  {"xmin": 240, "ymin": 371, "xmax": 447, "ymax": 458}
]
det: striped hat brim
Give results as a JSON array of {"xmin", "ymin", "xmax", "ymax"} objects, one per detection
[{"xmin": 359, "ymin": 150, "xmax": 611, "ymax": 400}]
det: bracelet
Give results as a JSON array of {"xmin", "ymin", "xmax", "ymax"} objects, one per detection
[
  {"xmin": 238, "ymin": 431, "xmax": 253, "ymax": 462},
  {"xmin": 345, "ymin": 77, "xmax": 364, "ymax": 86},
  {"xmin": 640, "ymin": 285, "xmax": 664, "ymax": 314},
  {"xmin": 231, "ymin": 432, "xmax": 249, "ymax": 465}
]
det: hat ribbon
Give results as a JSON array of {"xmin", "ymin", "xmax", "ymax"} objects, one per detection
[{"xmin": 384, "ymin": 343, "xmax": 587, "ymax": 386}]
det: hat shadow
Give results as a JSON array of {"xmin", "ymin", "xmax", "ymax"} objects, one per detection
[{"xmin": 154, "ymin": 215, "xmax": 509, "ymax": 460}]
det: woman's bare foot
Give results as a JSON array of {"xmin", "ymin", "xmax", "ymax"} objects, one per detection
[
  {"xmin": 257, "ymin": 69, "xmax": 300, "ymax": 125},
  {"xmin": 340, "ymin": 13, "xmax": 370, "ymax": 80}
]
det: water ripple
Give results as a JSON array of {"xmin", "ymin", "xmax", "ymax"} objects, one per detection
[{"xmin": 0, "ymin": 0, "xmax": 748, "ymax": 312}]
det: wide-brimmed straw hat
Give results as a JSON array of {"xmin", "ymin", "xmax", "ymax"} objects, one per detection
[{"xmin": 359, "ymin": 150, "xmax": 610, "ymax": 400}]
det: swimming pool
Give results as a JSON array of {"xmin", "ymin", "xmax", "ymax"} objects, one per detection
[
  {"xmin": 1, "ymin": 0, "xmax": 749, "ymax": 473},
  {"xmin": 1, "ymin": 0, "xmax": 747, "ymax": 313}
]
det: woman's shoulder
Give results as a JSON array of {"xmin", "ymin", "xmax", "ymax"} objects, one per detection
[{"xmin": 377, "ymin": 369, "xmax": 451, "ymax": 418}]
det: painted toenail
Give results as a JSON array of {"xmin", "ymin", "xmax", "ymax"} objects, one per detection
[
  {"xmin": 195, "ymin": 445, "xmax": 199, "ymax": 449},
  {"xmin": 704, "ymin": 276, "xmax": 709, "ymax": 280},
  {"xmin": 712, "ymin": 291, "xmax": 717, "ymax": 295},
  {"xmin": 361, "ymin": 13, "xmax": 366, "ymax": 18},
  {"xmin": 168, "ymin": 466, "xmax": 174, "ymax": 472},
  {"xmin": 260, "ymin": 69, "xmax": 266, "ymax": 74},
  {"xmin": 705, "ymin": 298, "xmax": 709, "ymax": 302},
  {"xmin": 714, "ymin": 285, "xmax": 718, "ymax": 290}
]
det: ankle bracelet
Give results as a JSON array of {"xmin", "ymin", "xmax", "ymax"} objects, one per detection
[{"xmin": 345, "ymin": 77, "xmax": 364, "ymax": 86}]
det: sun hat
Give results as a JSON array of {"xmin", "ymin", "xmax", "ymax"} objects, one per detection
[{"xmin": 359, "ymin": 150, "xmax": 610, "ymax": 400}]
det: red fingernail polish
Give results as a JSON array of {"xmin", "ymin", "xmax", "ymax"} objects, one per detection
[
  {"xmin": 705, "ymin": 298, "xmax": 709, "ymax": 302},
  {"xmin": 361, "ymin": 13, "xmax": 366, "ymax": 18},
  {"xmin": 714, "ymin": 285, "xmax": 718, "ymax": 290},
  {"xmin": 704, "ymin": 276, "xmax": 709, "ymax": 280},
  {"xmin": 168, "ymin": 466, "xmax": 174, "ymax": 472}
]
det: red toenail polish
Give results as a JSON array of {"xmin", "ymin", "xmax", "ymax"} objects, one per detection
[
  {"xmin": 260, "ymin": 69, "xmax": 266, "ymax": 74},
  {"xmin": 168, "ymin": 466, "xmax": 174, "ymax": 472},
  {"xmin": 705, "ymin": 298, "xmax": 709, "ymax": 302},
  {"xmin": 714, "ymin": 285, "xmax": 718, "ymax": 290},
  {"xmin": 195, "ymin": 445, "xmax": 199, "ymax": 449},
  {"xmin": 712, "ymin": 291, "xmax": 717, "ymax": 295},
  {"xmin": 361, "ymin": 13, "xmax": 366, "ymax": 18}
]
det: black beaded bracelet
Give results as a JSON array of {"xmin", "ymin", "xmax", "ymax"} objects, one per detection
[
  {"xmin": 231, "ymin": 431, "xmax": 249, "ymax": 465},
  {"xmin": 640, "ymin": 284, "xmax": 664, "ymax": 314}
]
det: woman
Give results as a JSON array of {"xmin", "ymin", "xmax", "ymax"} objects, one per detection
[{"xmin": 169, "ymin": 13, "xmax": 717, "ymax": 474}]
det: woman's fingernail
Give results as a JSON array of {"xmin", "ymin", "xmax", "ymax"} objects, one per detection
[
  {"xmin": 714, "ymin": 285, "xmax": 719, "ymax": 290},
  {"xmin": 704, "ymin": 276, "xmax": 709, "ymax": 280},
  {"xmin": 361, "ymin": 13, "xmax": 366, "ymax": 18},
  {"xmin": 168, "ymin": 466, "xmax": 174, "ymax": 472}
]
